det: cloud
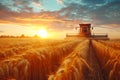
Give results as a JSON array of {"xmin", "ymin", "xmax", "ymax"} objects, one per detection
[
  {"xmin": 90, "ymin": 0, "xmax": 120, "ymax": 25},
  {"xmin": 0, "ymin": 6, "xmax": 76, "ymax": 31},
  {"xmin": 63, "ymin": 0, "xmax": 106, "ymax": 7},
  {"xmin": 81, "ymin": 0, "xmax": 105, "ymax": 4},
  {"xmin": 56, "ymin": 0, "xmax": 120, "ymax": 26},
  {"xmin": 0, "ymin": 1, "xmax": 74, "ymax": 27},
  {"xmin": 0, "ymin": 0, "xmax": 43, "ymax": 12},
  {"xmin": 57, "ymin": 0, "xmax": 64, "ymax": 5},
  {"xmin": 0, "ymin": 3, "xmax": 10, "ymax": 11},
  {"xmin": 32, "ymin": 2, "xmax": 42, "ymax": 7},
  {"xmin": 0, "ymin": 0, "xmax": 120, "ymax": 32},
  {"xmin": 57, "ymin": 3, "xmax": 92, "ymax": 23}
]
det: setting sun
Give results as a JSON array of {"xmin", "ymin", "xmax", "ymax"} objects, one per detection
[{"xmin": 38, "ymin": 29, "xmax": 48, "ymax": 38}]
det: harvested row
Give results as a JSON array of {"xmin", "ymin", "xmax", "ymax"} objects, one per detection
[
  {"xmin": 92, "ymin": 40, "xmax": 120, "ymax": 80},
  {"xmin": 0, "ymin": 40, "xmax": 81, "ymax": 80},
  {"xmin": 0, "ymin": 39, "xmax": 74, "ymax": 60},
  {"xmin": 48, "ymin": 40, "xmax": 103, "ymax": 80},
  {"xmin": 98, "ymin": 40, "xmax": 120, "ymax": 50}
]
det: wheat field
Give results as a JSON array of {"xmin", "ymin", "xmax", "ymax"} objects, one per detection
[{"xmin": 0, "ymin": 38, "xmax": 119, "ymax": 80}]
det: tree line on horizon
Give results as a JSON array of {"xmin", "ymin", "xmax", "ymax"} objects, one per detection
[{"xmin": 0, "ymin": 34, "xmax": 39, "ymax": 38}]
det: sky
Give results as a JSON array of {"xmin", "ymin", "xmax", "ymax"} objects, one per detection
[{"xmin": 0, "ymin": 0, "xmax": 120, "ymax": 39}]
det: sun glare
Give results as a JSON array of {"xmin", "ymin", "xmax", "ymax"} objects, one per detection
[{"xmin": 38, "ymin": 29, "xmax": 48, "ymax": 38}]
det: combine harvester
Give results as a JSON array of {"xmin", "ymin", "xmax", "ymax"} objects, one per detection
[{"xmin": 66, "ymin": 24, "xmax": 109, "ymax": 40}]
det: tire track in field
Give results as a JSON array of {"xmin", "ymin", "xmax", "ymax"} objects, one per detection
[
  {"xmin": 87, "ymin": 40, "xmax": 104, "ymax": 80},
  {"xmin": 75, "ymin": 40, "xmax": 104, "ymax": 80}
]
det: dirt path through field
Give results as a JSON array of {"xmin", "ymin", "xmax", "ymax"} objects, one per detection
[
  {"xmin": 88, "ymin": 41, "xmax": 104, "ymax": 80},
  {"xmin": 80, "ymin": 40, "xmax": 104, "ymax": 80}
]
